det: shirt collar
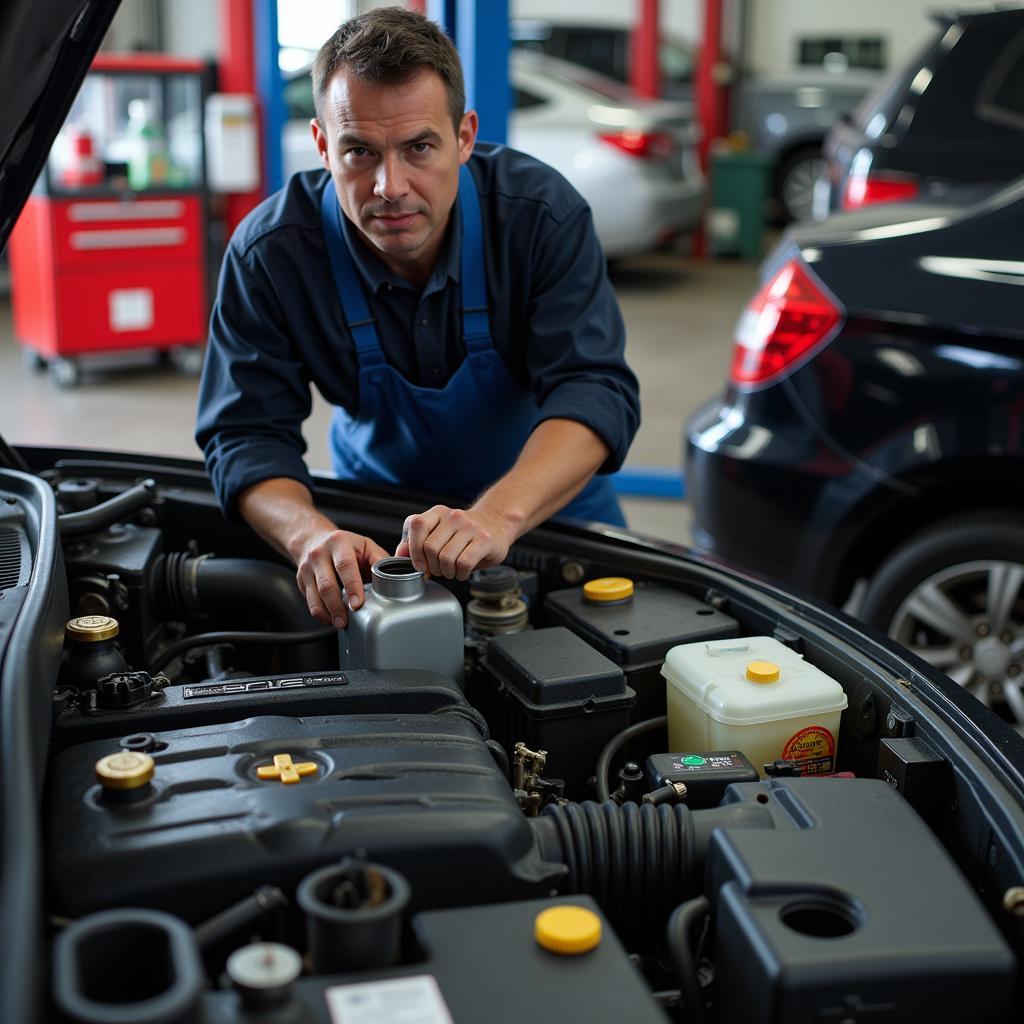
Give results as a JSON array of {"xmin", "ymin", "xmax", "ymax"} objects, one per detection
[{"xmin": 336, "ymin": 189, "xmax": 462, "ymax": 296}]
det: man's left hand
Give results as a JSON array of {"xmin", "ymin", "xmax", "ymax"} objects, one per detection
[{"xmin": 395, "ymin": 505, "xmax": 513, "ymax": 580}]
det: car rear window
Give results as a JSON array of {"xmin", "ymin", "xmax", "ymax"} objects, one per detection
[
  {"xmin": 851, "ymin": 25, "xmax": 944, "ymax": 135},
  {"xmin": 977, "ymin": 28, "xmax": 1024, "ymax": 132}
]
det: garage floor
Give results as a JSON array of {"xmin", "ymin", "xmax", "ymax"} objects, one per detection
[{"xmin": 0, "ymin": 250, "xmax": 761, "ymax": 545}]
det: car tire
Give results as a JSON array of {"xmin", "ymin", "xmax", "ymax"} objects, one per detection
[
  {"xmin": 860, "ymin": 513, "xmax": 1024, "ymax": 722},
  {"xmin": 777, "ymin": 145, "xmax": 825, "ymax": 224}
]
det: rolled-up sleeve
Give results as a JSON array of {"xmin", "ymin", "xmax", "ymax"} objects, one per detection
[
  {"xmin": 195, "ymin": 244, "xmax": 315, "ymax": 517},
  {"xmin": 525, "ymin": 204, "xmax": 640, "ymax": 474}
]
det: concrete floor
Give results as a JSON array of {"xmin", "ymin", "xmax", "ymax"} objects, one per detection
[{"xmin": 0, "ymin": 250, "xmax": 760, "ymax": 545}]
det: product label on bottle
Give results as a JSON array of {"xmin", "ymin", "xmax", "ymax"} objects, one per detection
[
  {"xmin": 325, "ymin": 975, "xmax": 454, "ymax": 1024},
  {"xmin": 781, "ymin": 725, "xmax": 835, "ymax": 775}
]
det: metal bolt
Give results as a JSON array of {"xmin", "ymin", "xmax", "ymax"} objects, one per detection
[
  {"xmin": 1002, "ymin": 632, "xmax": 1014, "ymax": 644},
  {"xmin": 1002, "ymin": 887, "xmax": 1024, "ymax": 917},
  {"xmin": 1010, "ymin": 666, "xmax": 1021, "ymax": 677},
  {"xmin": 961, "ymin": 647, "xmax": 972, "ymax": 660},
  {"xmin": 561, "ymin": 561, "xmax": 585, "ymax": 584},
  {"xmin": 977, "ymin": 624, "xmax": 991, "ymax": 637}
]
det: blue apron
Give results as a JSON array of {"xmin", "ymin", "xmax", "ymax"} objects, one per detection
[{"xmin": 320, "ymin": 164, "xmax": 625, "ymax": 527}]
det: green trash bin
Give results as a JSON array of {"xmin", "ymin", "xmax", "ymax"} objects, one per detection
[{"xmin": 708, "ymin": 149, "xmax": 772, "ymax": 261}]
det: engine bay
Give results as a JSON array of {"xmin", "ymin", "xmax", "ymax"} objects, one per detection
[{"xmin": 4, "ymin": 455, "xmax": 1024, "ymax": 1023}]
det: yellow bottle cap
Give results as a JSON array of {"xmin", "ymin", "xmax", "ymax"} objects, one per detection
[
  {"xmin": 746, "ymin": 660, "xmax": 780, "ymax": 683},
  {"xmin": 534, "ymin": 905, "xmax": 602, "ymax": 955},
  {"xmin": 66, "ymin": 615, "xmax": 119, "ymax": 642},
  {"xmin": 95, "ymin": 751, "xmax": 155, "ymax": 790},
  {"xmin": 582, "ymin": 577, "xmax": 634, "ymax": 603}
]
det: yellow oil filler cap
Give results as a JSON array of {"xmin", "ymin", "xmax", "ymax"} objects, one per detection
[
  {"xmin": 582, "ymin": 577, "xmax": 634, "ymax": 604},
  {"xmin": 95, "ymin": 751, "xmax": 155, "ymax": 790},
  {"xmin": 66, "ymin": 615, "xmax": 119, "ymax": 642},
  {"xmin": 534, "ymin": 905, "xmax": 602, "ymax": 955},
  {"xmin": 746, "ymin": 660, "xmax": 781, "ymax": 684}
]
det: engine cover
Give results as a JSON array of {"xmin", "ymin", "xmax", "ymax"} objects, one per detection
[{"xmin": 46, "ymin": 710, "xmax": 562, "ymax": 921}]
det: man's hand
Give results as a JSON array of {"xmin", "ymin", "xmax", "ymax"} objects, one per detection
[
  {"xmin": 237, "ymin": 478, "xmax": 389, "ymax": 629},
  {"xmin": 396, "ymin": 505, "xmax": 514, "ymax": 581},
  {"xmin": 295, "ymin": 527, "xmax": 390, "ymax": 628}
]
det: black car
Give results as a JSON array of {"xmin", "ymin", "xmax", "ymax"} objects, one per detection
[
  {"xmin": 817, "ymin": 5, "xmax": 1024, "ymax": 217},
  {"xmin": 6, "ymin": 4, "xmax": 1024, "ymax": 1024},
  {"xmin": 687, "ymin": 178, "xmax": 1024, "ymax": 723}
]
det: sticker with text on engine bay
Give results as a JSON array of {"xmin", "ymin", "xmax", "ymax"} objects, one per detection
[
  {"xmin": 781, "ymin": 725, "xmax": 835, "ymax": 775},
  {"xmin": 326, "ymin": 975, "xmax": 454, "ymax": 1024}
]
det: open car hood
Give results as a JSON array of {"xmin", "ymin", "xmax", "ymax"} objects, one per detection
[
  {"xmin": 3, "ymin": 446, "xmax": 1024, "ymax": 1023},
  {"xmin": 0, "ymin": 0, "xmax": 120, "ymax": 251}
]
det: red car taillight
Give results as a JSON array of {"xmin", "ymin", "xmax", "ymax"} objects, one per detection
[
  {"xmin": 842, "ymin": 172, "xmax": 920, "ymax": 210},
  {"xmin": 730, "ymin": 259, "xmax": 842, "ymax": 387},
  {"xmin": 598, "ymin": 130, "xmax": 675, "ymax": 159}
]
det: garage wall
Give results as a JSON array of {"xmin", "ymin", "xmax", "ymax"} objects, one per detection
[
  {"xmin": 159, "ymin": 0, "xmax": 219, "ymax": 58},
  {"xmin": 511, "ymin": 0, "xmax": 700, "ymax": 42},
  {"xmin": 746, "ymin": 0, "xmax": 999, "ymax": 74}
]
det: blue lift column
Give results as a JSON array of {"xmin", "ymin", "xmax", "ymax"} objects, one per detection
[
  {"xmin": 253, "ymin": 0, "xmax": 285, "ymax": 196},
  {"xmin": 428, "ymin": 0, "xmax": 509, "ymax": 144}
]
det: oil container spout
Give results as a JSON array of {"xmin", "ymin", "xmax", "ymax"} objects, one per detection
[{"xmin": 370, "ymin": 556, "xmax": 426, "ymax": 600}]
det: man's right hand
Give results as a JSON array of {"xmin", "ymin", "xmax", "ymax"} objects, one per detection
[
  {"xmin": 237, "ymin": 478, "xmax": 389, "ymax": 629},
  {"xmin": 294, "ymin": 526, "xmax": 390, "ymax": 628}
]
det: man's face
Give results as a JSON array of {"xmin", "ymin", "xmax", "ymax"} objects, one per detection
[{"xmin": 312, "ymin": 68, "xmax": 477, "ymax": 283}]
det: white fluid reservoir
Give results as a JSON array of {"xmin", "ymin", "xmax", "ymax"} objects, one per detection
[{"xmin": 662, "ymin": 636, "xmax": 847, "ymax": 778}]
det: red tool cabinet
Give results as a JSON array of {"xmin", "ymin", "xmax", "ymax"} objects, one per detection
[{"xmin": 8, "ymin": 55, "xmax": 209, "ymax": 386}]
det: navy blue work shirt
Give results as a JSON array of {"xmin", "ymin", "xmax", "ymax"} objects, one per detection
[{"xmin": 195, "ymin": 143, "xmax": 640, "ymax": 517}]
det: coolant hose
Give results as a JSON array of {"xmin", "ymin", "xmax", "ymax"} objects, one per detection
[
  {"xmin": 167, "ymin": 555, "xmax": 334, "ymax": 672},
  {"xmin": 531, "ymin": 799, "xmax": 774, "ymax": 939},
  {"xmin": 58, "ymin": 479, "xmax": 156, "ymax": 537}
]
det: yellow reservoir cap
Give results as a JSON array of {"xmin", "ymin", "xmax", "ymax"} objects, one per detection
[
  {"xmin": 582, "ymin": 577, "xmax": 634, "ymax": 603},
  {"xmin": 66, "ymin": 615, "xmax": 119, "ymax": 642},
  {"xmin": 534, "ymin": 905, "xmax": 602, "ymax": 955},
  {"xmin": 746, "ymin": 660, "xmax": 781, "ymax": 683},
  {"xmin": 95, "ymin": 751, "xmax": 155, "ymax": 790}
]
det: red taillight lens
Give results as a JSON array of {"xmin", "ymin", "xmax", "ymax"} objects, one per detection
[
  {"xmin": 598, "ymin": 130, "xmax": 674, "ymax": 159},
  {"xmin": 842, "ymin": 173, "xmax": 920, "ymax": 210},
  {"xmin": 730, "ymin": 259, "xmax": 842, "ymax": 386}
]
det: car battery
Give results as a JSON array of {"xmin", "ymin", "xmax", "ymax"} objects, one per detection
[
  {"xmin": 645, "ymin": 750, "xmax": 759, "ymax": 809},
  {"xmin": 479, "ymin": 627, "xmax": 635, "ymax": 799},
  {"xmin": 543, "ymin": 577, "xmax": 739, "ymax": 724}
]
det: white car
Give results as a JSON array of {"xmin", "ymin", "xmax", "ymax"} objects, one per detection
[{"xmin": 282, "ymin": 52, "xmax": 703, "ymax": 260}]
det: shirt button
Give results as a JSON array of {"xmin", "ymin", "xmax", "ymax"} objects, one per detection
[{"xmin": 420, "ymin": 319, "xmax": 429, "ymax": 326}]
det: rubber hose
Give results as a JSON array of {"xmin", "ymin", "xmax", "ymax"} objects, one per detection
[
  {"xmin": 666, "ymin": 896, "xmax": 711, "ymax": 1024},
  {"xmin": 58, "ymin": 479, "xmax": 156, "ymax": 537},
  {"xmin": 537, "ymin": 800, "xmax": 693, "ymax": 939},
  {"xmin": 533, "ymin": 799, "xmax": 773, "ymax": 940},
  {"xmin": 189, "ymin": 557, "xmax": 333, "ymax": 672},
  {"xmin": 149, "ymin": 628, "xmax": 335, "ymax": 676},
  {"xmin": 595, "ymin": 715, "xmax": 667, "ymax": 802}
]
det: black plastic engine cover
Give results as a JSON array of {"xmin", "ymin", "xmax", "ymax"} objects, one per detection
[
  {"xmin": 46, "ymin": 711, "xmax": 562, "ymax": 922},
  {"xmin": 709, "ymin": 778, "xmax": 1016, "ymax": 1024}
]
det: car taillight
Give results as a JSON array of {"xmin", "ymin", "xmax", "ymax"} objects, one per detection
[
  {"xmin": 599, "ymin": 130, "xmax": 674, "ymax": 159},
  {"xmin": 730, "ymin": 259, "xmax": 842, "ymax": 386},
  {"xmin": 842, "ymin": 172, "xmax": 920, "ymax": 210}
]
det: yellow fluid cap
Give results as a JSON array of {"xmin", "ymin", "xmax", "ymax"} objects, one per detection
[
  {"xmin": 66, "ymin": 615, "xmax": 119, "ymax": 642},
  {"xmin": 746, "ymin": 660, "xmax": 781, "ymax": 684},
  {"xmin": 583, "ymin": 577, "xmax": 634, "ymax": 603},
  {"xmin": 534, "ymin": 905, "xmax": 602, "ymax": 955},
  {"xmin": 95, "ymin": 751, "xmax": 155, "ymax": 790}
]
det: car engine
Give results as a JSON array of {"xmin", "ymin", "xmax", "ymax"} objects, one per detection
[{"xmin": 3, "ymin": 459, "xmax": 1023, "ymax": 1024}]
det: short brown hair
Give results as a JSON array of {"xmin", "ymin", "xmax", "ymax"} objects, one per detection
[{"xmin": 312, "ymin": 7, "xmax": 465, "ymax": 133}]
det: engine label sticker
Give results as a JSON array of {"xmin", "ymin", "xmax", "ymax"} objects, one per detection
[
  {"xmin": 781, "ymin": 725, "xmax": 835, "ymax": 775},
  {"xmin": 182, "ymin": 674, "xmax": 346, "ymax": 699},
  {"xmin": 325, "ymin": 975, "xmax": 454, "ymax": 1024}
]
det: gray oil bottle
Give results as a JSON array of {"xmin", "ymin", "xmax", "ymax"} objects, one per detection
[{"xmin": 339, "ymin": 557, "xmax": 464, "ymax": 687}]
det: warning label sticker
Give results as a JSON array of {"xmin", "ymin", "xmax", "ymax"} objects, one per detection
[
  {"xmin": 781, "ymin": 725, "xmax": 835, "ymax": 775},
  {"xmin": 325, "ymin": 975, "xmax": 454, "ymax": 1024}
]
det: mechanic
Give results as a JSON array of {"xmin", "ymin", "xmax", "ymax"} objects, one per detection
[{"xmin": 195, "ymin": 7, "xmax": 640, "ymax": 628}]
